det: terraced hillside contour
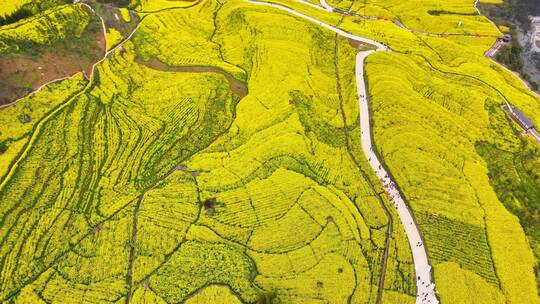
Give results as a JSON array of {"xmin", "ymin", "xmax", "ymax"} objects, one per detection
[
  {"xmin": 0, "ymin": 0, "xmax": 414, "ymax": 303},
  {"xmin": 0, "ymin": 0, "xmax": 539, "ymax": 303}
]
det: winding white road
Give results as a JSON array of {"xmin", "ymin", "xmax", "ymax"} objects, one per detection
[
  {"xmin": 248, "ymin": 0, "xmax": 387, "ymax": 49},
  {"xmin": 247, "ymin": 1, "xmax": 437, "ymax": 303},
  {"xmin": 355, "ymin": 51, "xmax": 438, "ymax": 304},
  {"xmin": 0, "ymin": 0, "xmax": 534, "ymax": 301},
  {"xmin": 0, "ymin": 0, "xmax": 439, "ymax": 302}
]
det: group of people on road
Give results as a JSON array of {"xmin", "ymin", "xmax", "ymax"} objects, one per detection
[
  {"xmin": 365, "ymin": 144, "xmax": 407, "ymax": 211},
  {"xmin": 366, "ymin": 148, "xmax": 438, "ymax": 304},
  {"xmin": 382, "ymin": 175, "xmax": 402, "ymax": 209},
  {"xmin": 418, "ymin": 290, "xmax": 434, "ymax": 303},
  {"xmin": 354, "ymin": 43, "xmax": 438, "ymax": 304},
  {"xmin": 417, "ymin": 281, "xmax": 437, "ymax": 304}
]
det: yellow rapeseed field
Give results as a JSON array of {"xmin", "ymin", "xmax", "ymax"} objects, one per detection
[
  {"xmin": 0, "ymin": 0, "xmax": 31, "ymax": 17},
  {"xmin": 0, "ymin": 0, "xmax": 538, "ymax": 303}
]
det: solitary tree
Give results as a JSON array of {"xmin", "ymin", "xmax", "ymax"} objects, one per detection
[
  {"xmin": 257, "ymin": 291, "xmax": 280, "ymax": 304},
  {"xmin": 0, "ymin": 141, "xmax": 7, "ymax": 154}
]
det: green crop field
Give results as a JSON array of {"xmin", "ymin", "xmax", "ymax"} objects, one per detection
[{"xmin": 0, "ymin": 0, "xmax": 538, "ymax": 303}]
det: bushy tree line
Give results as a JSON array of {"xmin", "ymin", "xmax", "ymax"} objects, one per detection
[
  {"xmin": 478, "ymin": 0, "xmax": 540, "ymax": 90},
  {"xmin": 478, "ymin": 0, "xmax": 540, "ymax": 30}
]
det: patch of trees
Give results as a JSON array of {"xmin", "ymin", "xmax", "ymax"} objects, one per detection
[
  {"xmin": 496, "ymin": 34, "xmax": 524, "ymax": 70},
  {"xmin": 497, "ymin": 37, "xmax": 540, "ymax": 91},
  {"xmin": 0, "ymin": 141, "xmax": 7, "ymax": 154},
  {"xmin": 257, "ymin": 291, "xmax": 280, "ymax": 304},
  {"xmin": 478, "ymin": 0, "xmax": 540, "ymax": 90},
  {"xmin": 478, "ymin": 0, "xmax": 540, "ymax": 30}
]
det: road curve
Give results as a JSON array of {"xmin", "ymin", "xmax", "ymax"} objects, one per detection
[
  {"xmin": 247, "ymin": 1, "xmax": 437, "ymax": 303},
  {"xmin": 297, "ymin": 0, "xmax": 498, "ymax": 38},
  {"xmin": 247, "ymin": 0, "xmax": 387, "ymax": 50}
]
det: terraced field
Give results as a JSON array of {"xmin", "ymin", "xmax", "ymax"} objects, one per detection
[
  {"xmin": 0, "ymin": 0, "xmax": 413, "ymax": 303},
  {"xmin": 0, "ymin": 0, "xmax": 539, "ymax": 303},
  {"xmin": 0, "ymin": 1, "xmax": 106, "ymax": 105}
]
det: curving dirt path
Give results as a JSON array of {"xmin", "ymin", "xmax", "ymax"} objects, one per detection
[{"xmin": 247, "ymin": 1, "xmax": 438, "ymax": 303}]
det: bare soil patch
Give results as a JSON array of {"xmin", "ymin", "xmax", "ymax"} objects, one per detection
[
  {"xmin": 347, "ymin": 38, "xmax": 376, "ymax": 51},
  {"xmin": 0, "ymin": 18, "xmax": 105, "ymax": 106}
]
